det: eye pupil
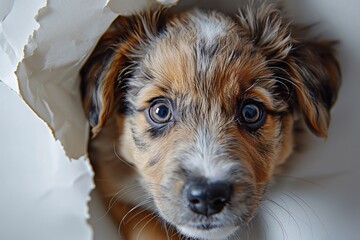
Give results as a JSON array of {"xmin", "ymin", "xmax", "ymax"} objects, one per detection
[
  {"xmin": 242, "ymin": 105, "xmax": 260, "ymax": 123},
  {"xmin": 155, "ymin": 105, "xmax": 169, "ymax": 119}
]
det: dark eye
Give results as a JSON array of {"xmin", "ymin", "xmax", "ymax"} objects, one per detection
[
  {"xmin": 148, "ymin": 99, "xmax": 172, "ymax": 124},
  {"xmin": 240, "ymin": 102, "xmax": 266, "ymax": 130}
]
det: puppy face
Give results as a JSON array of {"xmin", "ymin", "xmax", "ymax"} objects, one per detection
[{"xmin": 81, "ymin": 5, "xmax": 340, "ymax": 240}]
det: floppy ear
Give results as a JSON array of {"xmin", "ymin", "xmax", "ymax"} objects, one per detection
[
  {"xmin": 80, "ymin": 9, "xmax": 167, "ymax": 137},
  {"xmin": 237, "ymin": 4, "xmax": 341, "ymax": 137},
  {"xmin": 286, "ymin": 40, "xmax": 341, "ymax": 137}
]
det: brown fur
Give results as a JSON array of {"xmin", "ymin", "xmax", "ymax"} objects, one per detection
[{"xmin": 81, "ymin": 3, "xmax": 340, "ymax": 240}]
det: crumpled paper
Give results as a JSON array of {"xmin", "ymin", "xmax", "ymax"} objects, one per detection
[{"xmin": 1, "ymin": 0, "xmax": 177, "ymax": 160}]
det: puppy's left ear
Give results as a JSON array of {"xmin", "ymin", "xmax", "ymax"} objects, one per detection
[{"xmin": 237, "ymin": 4, "xmax": 341, "ymax": 137}]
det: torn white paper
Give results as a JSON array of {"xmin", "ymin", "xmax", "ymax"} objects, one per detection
[
  {"xmin": 14, "ymin": 0, "xmax": 118, "ymax": 159},
  {"xmin": 12, "ymin": 0, "xmax": 176, "ymax": 159},
  {"xmin": 0, "ymin": 0, "xmax": 46, "ymax": 92},
  {"xmin": 0, "ymin": 82, "xmax": 93, "ymax": 240}
]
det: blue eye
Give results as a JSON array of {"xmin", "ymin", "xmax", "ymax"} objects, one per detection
[
  {"xmin": 149, "ymin": 100, "xmax": 172, "ymax": 124},
  {"xmin": 241, "ymin": 102, "xmax": 265, "ymax": 129}
]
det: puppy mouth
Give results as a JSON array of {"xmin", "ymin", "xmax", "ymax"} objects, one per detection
[
  {"xmin": 195, "ymin": 223, "xmax": 221, "ymax": 230},
  {"xmin": 177, "ymin": 224, "xmax": 238, "ymax": 240}
]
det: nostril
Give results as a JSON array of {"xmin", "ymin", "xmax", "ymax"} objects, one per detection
[
  {"xmin": 186, "ymin": 182, "xmax": 208, "ymax": 215},
  {"xmin": 213, "ymin": 198, "xmax": 227, "ymax": 206},
  {"xmin": 190, "ymin": 199, "xmax": 200, "ymax": 205},
  {"xmin": 207, "ymin": 182, "xmax": 231, "ymax": 215}
]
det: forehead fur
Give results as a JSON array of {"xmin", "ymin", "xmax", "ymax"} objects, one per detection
[{"xmin": 130, "ymin": 9, "xmax": 277, "ymax": 112}]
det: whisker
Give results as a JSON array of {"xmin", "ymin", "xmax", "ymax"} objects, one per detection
[
  {"xmin": 113, "ymin": 142, "xmax": 136, "ymax": 169},
  {"xmin": 136, "ymin": 214, "xmax": 158, "ymax": 240},
  {"xmin": 117, "ymin": 199, "xmax": 153, "ymax": 239},
  {"xmin": 119, "ymin": 199, "xmax": 153, "ymax": 228},
  {"xmin": 97, "ymin": 184, "xmax": 142, "ymax": 220},
  {"xmin": 104, "ymin": 184, "xmax": 142, "ymax": 198},
  {"xmin": 280, "ymin": 191, "xmax": 313, "ymax": 231},
  {"xmin": 261, "ymin": 204, "xmax": 288, "ymax": 240},
  {"xmin": 258, "ymin": 214, "xmax": 270, "ymax": 239},
  {"xmin": 162, "ymin": 221, "xmax": 171, "ymax": 240},
  {"xmin": 275, "ymin": 175, "xmax": 323, "ymax": 188},
  {"xmin": 108, "ymin": 184, "xmax": 140, "ymax": 206},
  {"xmin": 265, "ymin": 198, "xmax": 302, "ymax": 239},
  {"xmin": 133, "ymin": 211, "xmax": 156, "ymax": 230},
  {"xmin": 126, "ymin": 202, "xmax": 153, "ymax": 223},
  {"xmin": 286, "ymin": 191, "xmax": 331, "ymax": 240}
]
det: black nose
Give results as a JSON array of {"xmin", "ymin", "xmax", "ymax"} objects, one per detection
[{"xmin": 185, "ymin": 181, "xmax": 232, "ymax": 216}]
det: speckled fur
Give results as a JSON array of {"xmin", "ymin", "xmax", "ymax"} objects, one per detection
[{"xmin": 80, "ymin": 3, "xmax": 340, "ymax": 240}]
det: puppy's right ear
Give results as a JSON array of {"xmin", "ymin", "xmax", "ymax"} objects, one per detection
[
  {"xmin": 80, "ymin": 9, "xmax": 167, "ymax": 137},
  {"xmin": 236, "ymin": 3, "xmax": 341, "ymax": 137}
]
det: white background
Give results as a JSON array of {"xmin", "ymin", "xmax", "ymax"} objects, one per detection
[{"xmin": 1, "ymin": 0, "xmax": 360, "ymax": 240}]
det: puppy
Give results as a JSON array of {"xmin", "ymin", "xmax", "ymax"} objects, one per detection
[{"xmin": 80, "ymin": 3, "xmax": 340, "ymax": 240}]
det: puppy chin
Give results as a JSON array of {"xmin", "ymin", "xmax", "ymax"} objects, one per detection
[{"xmin": 177, "ymin": 225, "xmax": 238, "ymax": 240}]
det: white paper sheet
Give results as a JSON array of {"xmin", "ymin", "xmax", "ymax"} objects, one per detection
[{"xmin": 0, "ymin": 82, "xmax": 93, "ymax": 240}]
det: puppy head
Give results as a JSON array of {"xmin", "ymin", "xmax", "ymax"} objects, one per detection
[{"xmin": 81, "ymin": 4, "xmax": 340, "ymax": 239}]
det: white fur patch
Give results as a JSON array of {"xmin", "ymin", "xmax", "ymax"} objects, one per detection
[
  {"xmin": 190, "ymin": 10, "xmax": 228, "ymax": 43},
  {"xmin": 183, "ymin": 126, "xmax": 238, "ymax": 182}
]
